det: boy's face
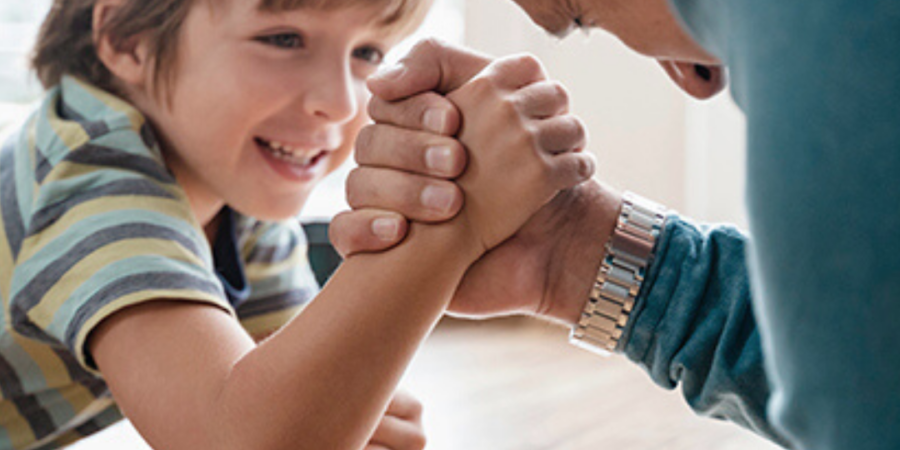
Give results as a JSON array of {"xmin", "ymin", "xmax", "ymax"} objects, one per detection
[{"xmin": 139, "ymin": 1, "xmax": 408, "ymax": 223}]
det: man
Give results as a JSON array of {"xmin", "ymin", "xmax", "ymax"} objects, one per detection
[{"xmin": 332, "ymin": 1, "xmax": 900, "ymax": 449}]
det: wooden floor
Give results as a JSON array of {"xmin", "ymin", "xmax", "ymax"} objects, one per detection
[
  {"xmin": 401, "ymin": 318, "xmax": 779, "ymax": 450},
  {"xmin": 70, "ymin": 318, "xmax": 780, "ymax": 450}
]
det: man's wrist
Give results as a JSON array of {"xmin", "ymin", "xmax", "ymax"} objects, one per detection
[
  {"xmin": 570, "ymin": 192, "xmax": 667, "ymax": 354},
  {"xmin": 537, "ymin": 180, "xmax": 623, "ymax": 326}
]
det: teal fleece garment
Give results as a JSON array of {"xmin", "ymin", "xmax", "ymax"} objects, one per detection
[{"xmin": 622, "ymin": 1, "xmax": 900, "ymax": 449}]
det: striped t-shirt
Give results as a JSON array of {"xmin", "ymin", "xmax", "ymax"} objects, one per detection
[{"xmin": 0, "ymin": 76, "xmax": 320, "ymax": 450}]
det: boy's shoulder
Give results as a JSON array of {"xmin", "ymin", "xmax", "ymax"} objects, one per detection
[
  {"xmin": 20, "ymin": 76, "xmax": 184, "ymax": 215},
  {"xmin": 31, "ymin": 75, "xmax": 166, "ymax": 169}
]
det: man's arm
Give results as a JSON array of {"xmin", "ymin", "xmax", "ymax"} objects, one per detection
[{"xmin": 333, "ymin": 40, "xmax": 790, "ymax": 446}]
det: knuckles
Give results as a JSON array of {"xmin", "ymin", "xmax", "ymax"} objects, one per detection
[
  {"xmin": 495, "ymin": 53, "xmax": 546, "ymax": 83},
  {"xmin": 344, "ymin": 168, "xmax": 367, "ymax": 208},
  {"xmin": 579, "ymin": 153, "xmax": 597, "ymax": 180},
  {"xmin": 407, "ymin": 37, "xmax": 450, "ymax": 60},
  {"xmin": 559, "ymin": 115, "xmax": 588, "ymax": 149},
  {"xmin": 548, "ymin": 81, "xmax": 570, "ymax": 110},
  {"xmin": 408, "ymin": 431, "xmax": 427, "ymax": 450},
  {"xmin": 353, "ymin": 125, "xmax": 378, "ymax": 163}
]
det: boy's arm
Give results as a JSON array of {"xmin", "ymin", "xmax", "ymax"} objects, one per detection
[
  {"xmin": 89, "ymin": 54, "xmax": 593, "ymax": 450},
  {"xmin": 91, "ymin": 222, "xmax": 474, "ymax": 450}
]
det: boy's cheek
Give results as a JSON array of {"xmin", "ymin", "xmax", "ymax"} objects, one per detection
[{"xmin": 327, "ymin": 116, "xmax": 367, "ymax": 175}]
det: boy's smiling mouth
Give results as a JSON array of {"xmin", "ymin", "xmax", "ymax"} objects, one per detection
[{"xmin": 255, "ymin": 137, "xmax": 330, "ymax": 168}]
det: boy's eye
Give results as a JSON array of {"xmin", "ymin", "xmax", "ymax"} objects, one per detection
[
  {"xmin": 257, "ymin": 33, "xmax": 305, "ymax": 49},
  {"xmin": 353, "ymin": 46, "xmax": 385, "ymax": 66}
]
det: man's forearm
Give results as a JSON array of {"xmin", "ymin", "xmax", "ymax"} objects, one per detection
[{"xmin": 537, "ymin": 180, "xmax": 622, "ymax": 325}]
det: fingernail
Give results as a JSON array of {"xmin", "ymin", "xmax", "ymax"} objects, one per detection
[
  {"xmin": 374, "ymin": 64, "xmax": 406, "ymax": 81},
  {"xmin": 421, "ymin": 185, "xmax": 456, "ymax": 213},
  {"xmin": 423, "ymin": 108, "xmax": 448, "ymax": 134},
  {"xmin": 425, "ymin": 146, "xmax": 455, "ymax": 174},
  {"xmin": 695, "ymin": 64, "xmax": 712, "ymax": 81},
  {"xmin": 372, "ymin": 218, "xmax": 400, "ymax": 241}
]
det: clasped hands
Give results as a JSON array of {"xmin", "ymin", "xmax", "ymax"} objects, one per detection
[{"xmin": 332, "ymin": 39, "xmax": 619, "ymax": 324}]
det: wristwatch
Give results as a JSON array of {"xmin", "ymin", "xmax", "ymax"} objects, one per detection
[{"xmin": 570, "ymin": 192, "xmax": 667, "ymax": 356}]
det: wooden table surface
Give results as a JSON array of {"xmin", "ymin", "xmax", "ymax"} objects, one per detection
[{"xmin": 400, "ymin": 318, "xmax": 780, "ymax": 450}]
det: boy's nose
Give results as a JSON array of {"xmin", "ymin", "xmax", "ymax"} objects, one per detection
[{"xmin": 303, "ymin": 63, "xmax": 359, "ymax": 124}]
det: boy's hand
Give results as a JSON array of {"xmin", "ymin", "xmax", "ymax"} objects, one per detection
[
  {"xmin": 365, "ymin": 390, "xmax": 426, "ymax": 450},
  {"xmin": 442, "ymin": 53, "xmax": 595, "ymax": 254}
]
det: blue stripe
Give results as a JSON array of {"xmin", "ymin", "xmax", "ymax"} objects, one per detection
[
  {"xmin": 64, "ymin": 271, "xmax": 225, "ymax": 360},
  {"xmin": 236, "ymin": 288, "xmax": 315, "ymax": 319},
  {"xmin": 34, "ymin": 146, "xmax": 53, "ymax": 185},
  {"xmin": 62, "ymin": 143, "xmax": 174, "ymax": 184},
  {"xmin": 28, "ymin": 178, "xmax": 178, "ymax": 237},
  {"xmin": 46, "ymin": 255, "xmax": 223, "ymax": 336},
  {"xmin": 0, "ymin": 137, "xmax": 25, "ymax": 260},
  {"xmin": 58, "ymin": 100, "xmax": 110, "ymax": 140},
  {"xmin": 0, "ymin": 338, "xmax": 57, "ymax": 441},
  {"xmin": 12, "ymin": 222, "xmax": 207, "ymax": 317}
]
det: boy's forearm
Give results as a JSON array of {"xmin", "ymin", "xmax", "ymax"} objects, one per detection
[{"xmin": 214, "ymin": 222, "xmax": 477, "ymax": 450}]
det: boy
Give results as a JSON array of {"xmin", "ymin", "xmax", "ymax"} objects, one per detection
[{"xmin": 0, "ymin": 0, "xmax": 593, "ymax": 449}]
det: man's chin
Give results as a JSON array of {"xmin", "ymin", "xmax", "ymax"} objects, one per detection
[{"xmin": 657, "ymin": 60, "xmax": 728, "ymax": 100}]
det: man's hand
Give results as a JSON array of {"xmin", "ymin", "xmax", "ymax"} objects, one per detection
[
  {"xmin": 332, "ymin": 40, "xmax": 621, "ymax": 325},
  {"xmin": 364, "ymin": 390, "xmax": 426, "ymax": 450}
]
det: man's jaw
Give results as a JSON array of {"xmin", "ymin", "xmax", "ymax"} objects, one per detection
[{"xmin": 658, "ymin": 60, "xmax": 728, "ymax": 100}]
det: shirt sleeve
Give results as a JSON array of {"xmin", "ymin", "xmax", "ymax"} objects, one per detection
[
  {"xmin": 234, "ymin": 217, "xmax": 319, "ymax": 339},
  {"xmin": 9, "ymin": 129, "xmax": 233, "ymax": 373},
  {"xmin": 621, "ymin": 216, "xmax": 791, "ymax": 448}
]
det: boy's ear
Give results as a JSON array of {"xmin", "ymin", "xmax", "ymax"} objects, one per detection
[{"xmin": 93, "ymin": 0, "xmax": 152, "ymax": 88}]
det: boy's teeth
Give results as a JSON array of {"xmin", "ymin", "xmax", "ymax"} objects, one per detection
[{"xmin": 260, "ymin": 139, "xmax": 320, "ymax": 166}]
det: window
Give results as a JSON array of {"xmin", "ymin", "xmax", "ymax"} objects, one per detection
[{"xmin": 0, "ymin": 1, "xmax": 51, "ymax": 131}]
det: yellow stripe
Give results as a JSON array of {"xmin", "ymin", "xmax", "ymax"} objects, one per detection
[
  {"xmin": 244, "ymin": 245, "xmax": 306, "ymax": 281},
  {"xmin": 38, "ymin": 161, "xmax": 106, "ymax": 186},
  {"xmin": 28, "ymin": 238, "xmax": 211, "ymax": 327},
  {"xmin": 73, "ymin": 289, "xmax": 233, "ymax": 373},
  {"xmin": 240, "ymin": 227, "xmax": 264, "ymax": 261},
  {"xmin": 55, "ymin": 385, "xmax": 115, "ymax": 432},
  {"xmin": 240, "ymin": 304, "xmax": 305, "ymax": 338},
  {"xmin": 12, "ymin": 333, "xmax": 71, "ymax": 390},
  {"xmin": 17, "ymin": 195, "xmax": 196, "ymax": 264},
  {"xmin": 0, "ymin": 399, "xmax": 37, "ymax": 450},
  {"xmin": 0, "ymin": 214, "xmax": 14, "ymax": 306},
  {"xmin": 46, "ymin": 113, "xmax": 89, "ymax": 155}
]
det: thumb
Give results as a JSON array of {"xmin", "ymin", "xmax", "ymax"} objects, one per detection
[{"xmin": 368, "ymin": 38, "xmax": 493, "ymax": 101}]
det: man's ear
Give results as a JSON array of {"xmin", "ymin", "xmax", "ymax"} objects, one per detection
[
  {"xmin": 93, "ymin": 0, "xmax": 151, "ymax": 88},
  {"xmin": 657, "ymin": 60, "xmax": 727, "ymax": 100}
]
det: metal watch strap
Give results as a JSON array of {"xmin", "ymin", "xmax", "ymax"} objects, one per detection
[{"xmin": 570, "ymin": 192, "xmax": 667, "ymax": 356}]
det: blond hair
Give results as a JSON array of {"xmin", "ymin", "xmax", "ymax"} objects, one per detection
[{"xmin": 31, "ymin": 0, "xmax": 430, "ymax": 96}]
